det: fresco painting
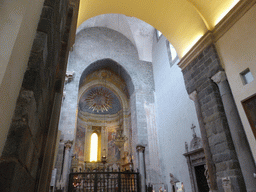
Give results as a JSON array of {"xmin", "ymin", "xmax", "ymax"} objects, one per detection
[
  {"xmin": 108, "ymin": 128, "xmax": 120, "ymax": 162},
  {"xmin": 74, "ymin": 126, "xmax": 86, "ymax": 162}
]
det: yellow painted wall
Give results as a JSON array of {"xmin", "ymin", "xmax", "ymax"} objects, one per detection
[
  {"xmin": 216, "ymin": 4, "xmax": 256, "ymax": 160},
  {"xmin": 0, "ymin": 0, "xmax": 44, "ymax": 155}
]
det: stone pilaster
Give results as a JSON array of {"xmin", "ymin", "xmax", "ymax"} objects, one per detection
[{"xmin": 212, "ymin": 71, "xmax": 256, "ymax": 192}]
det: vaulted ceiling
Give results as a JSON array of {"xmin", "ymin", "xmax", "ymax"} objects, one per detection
[{"xmin": 77, "ymin": 0, "xmax": 239, "ymax": 58}]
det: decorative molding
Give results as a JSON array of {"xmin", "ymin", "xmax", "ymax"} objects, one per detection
[
  {"xmin": 65, "ymin": 71, "xmax": 75, "ymax": 84},
  {"xmin": 178, "ymin": 31, "xmax": 214, "ymax": 70},
  {"xmin": 178, "ymin": 0, "xmax": 256, "ymax": 70},
  {"xmin": 213, "ymin": 0, "xmax": 256, "ymax": 41},
  {"xmin": 222, "ymin": 177, "xmax": 233, "ymax": 192},
  {"xmin": 136, "ymin": 145, "xmax": 145, "ymax": 152},
  {"xmin": 65, "ymin": 140, "xmax": 73, "ymax": 149}
]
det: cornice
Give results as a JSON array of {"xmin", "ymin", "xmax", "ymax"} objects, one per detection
[
  {"xmin": 178, "ymin": 31, "xmax": 213, "ymax": 70},
  {"xmin": 213, "ymin": 0, "xmax": 256, "ymax": 41},
  {"xmin": 178, "ymin": 0, "xmax": 256, "ymax": 70}
]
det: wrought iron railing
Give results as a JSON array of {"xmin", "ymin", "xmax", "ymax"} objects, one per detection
[{"xmin": 68, "ymin": 167, "xmax": 140, "ymax": 192}]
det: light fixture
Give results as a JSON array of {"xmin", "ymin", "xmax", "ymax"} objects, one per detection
[{"xmin": 102, "ymin": 148, "xmax": 107, "ymax": 164}]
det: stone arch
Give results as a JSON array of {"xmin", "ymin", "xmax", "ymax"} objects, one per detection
[
  {"xmin": 69, "ymin": 27, "xmax": 155, "ymax": 93},
  {"xmin": 75, "ymin": 62, "xmax": 134, "ymax": 166},
  {"xmin": 79, "ymin": 58, "xmax": 134, "ymax": 99},
  {"xmin": 60, "ymin": 26, "xmax": 159, "ymax": 185}
]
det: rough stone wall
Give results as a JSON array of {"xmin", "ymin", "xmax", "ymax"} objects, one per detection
[
  {"xmin": 0, "ymin": 0, "xmax": 75, "ymax": 191},
  {"xmin": 182, "ymin": 44, "xmax": 246, "ymax": 191}
]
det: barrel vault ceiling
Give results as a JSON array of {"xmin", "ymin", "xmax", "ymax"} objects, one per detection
[{"xmin": 77, "ymin": 0, "xmax": 240, "ymax": 58}]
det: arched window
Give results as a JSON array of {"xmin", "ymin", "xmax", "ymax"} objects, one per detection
[
  {"xmin": 90, "ymin": 133, "xmax": 98, "ymax": 162},
  {"xmin": 166, "ymin": 41, "xmax": 179, "ymax": 67},
  {"xmin": 156, "ymin": 30, "xmax": 162, "ymax": 39}
]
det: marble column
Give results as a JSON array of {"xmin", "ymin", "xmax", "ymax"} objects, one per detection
[
  {"xmin": 137, "ymin": 145, "xmax": 146, "ymax": 192},
  {"xmin": 62, "ymin": 141, "xmax": 72, "ymax": 191},
  {"xmin": 189, "ymin": 91, "xmax": 218, "ymax": 191},
  {"xmin": 212, "ymin": 71, "xmax": 256, "ymax": 192}
]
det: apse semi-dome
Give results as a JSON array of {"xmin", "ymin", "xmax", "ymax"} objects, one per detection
[{"xmin": 79, "ymin": 86, "xmax": 122, "ymax": 114}]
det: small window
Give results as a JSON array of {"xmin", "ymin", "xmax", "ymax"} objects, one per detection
[
  {"xmin": 166, "ymin": 41, "xmax": 178, "ymax": 67},
  {"xmin": 169, "ymin": 43, "xmax": 178, "ymax": 61},
  {"xmin": 240, "ymin": 68, "xmax": 254, "ymax": 85},
  {"xmin": 156, "ymin": 30, "xmax": 162, "ymax": 39}
]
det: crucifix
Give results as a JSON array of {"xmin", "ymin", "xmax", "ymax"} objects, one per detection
[{"xmin": 191, "ymin": 124, "xmax": 196, "ymax": 137}]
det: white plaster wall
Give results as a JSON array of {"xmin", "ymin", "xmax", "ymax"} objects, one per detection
[
  {"xmin": 152, "ymin": 35, "xmax": 201, "ymax": 191},
  {"xmin": 77, "ymin": 14, "xmax": 155, "ymax": 62},
  {"xmin": 216, "ymin": 4, "xmax": 256, "ymax": 161},
  {"xmin": 0, "ymin": 0, "xmax": 44, "ymax": 155}
]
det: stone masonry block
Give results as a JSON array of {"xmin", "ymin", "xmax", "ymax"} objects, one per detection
[
  {"xmin": 31, "ymin": 31, "xmax": 48, "ymax": 54},
  {"xmin": 44, "ymin": 0, "xmax": 55, "ymax": 8},
  {"xmin": 41, "ymin": 6, "xmax": 54, "ymax": 21},
  {"xmin": 28, "ymin": 32, "xmax": 48, "ymax": 71},
  {"xmin": 29, "ymin": 154, "xmax": 39, "ymax": 180},
  {"xmin": 13, "ymin": 89, "xmax": 35, "ymax": 121},
  {"xmin": 37, "ymin": 17, "xmax": 53, "ymax": 34},
  {"xmin": 211, "ymin": 142, "xmax": 230, "ymax": 155},
  {"xmin": 215, "ymin": 160, "xmax": 240, "ymax": 173},
  {"xmin": 0, "ymin": 160, "xmax": 35, "ymax": 192},
  {"xmin": 22, "ymin": 69, "xmax": 42, "ymax": 95},
  {"xmin": 208, "ymin": 132, "xmax": 226, "ymax": 146},
  {"xmin": 212, "ymin": 150, "xmax": 237, "ymax": 163},
  {"xmin": 216, "ymin": 162, "xmax": 228, "ymax": 172},
  {"xmin": 12, "ymin": 89, "xmax": 39, "ymax": 138},
  {"xmin": 2, "ymin": 121, "xmax": 32, "ymax": 167}
]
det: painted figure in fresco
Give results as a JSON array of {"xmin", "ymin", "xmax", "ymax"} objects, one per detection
[
  {"xmin": 108, "ymin": 129, "xmax": 120, "ymax": 162},
  {"xmin": 73, "ymin": 126, "xmax": 86, "ymax": 161}
]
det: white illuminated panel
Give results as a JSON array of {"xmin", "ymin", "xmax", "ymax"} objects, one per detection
[{"xmin": 90, "ymin": 133, "xmax": 98, "ymax": 162}]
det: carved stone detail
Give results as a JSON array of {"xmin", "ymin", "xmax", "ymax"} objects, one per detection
[
  {"xmin": 65, "ymin": 140, "xmax": 73, "ymax": 149},
  {"xmin": 222, "ymin": 177, "xmax": 233, "ymax": 192},
  {"xmin": 65, "ymin": 71, "xmax": 75, "ymax": 84}
]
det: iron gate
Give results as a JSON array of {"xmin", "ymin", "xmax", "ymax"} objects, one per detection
[{"xmin": 68, "ymin": 168, "xmax": 140, "ymax": 192}]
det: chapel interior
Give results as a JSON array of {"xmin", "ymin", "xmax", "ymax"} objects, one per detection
[{"xmin": 1, "ymin": 0, "xmax": 256, "ymax": 192}]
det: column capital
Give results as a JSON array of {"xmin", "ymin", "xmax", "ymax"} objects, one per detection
[
  {"xmin": 211, "ymin": 71, "xmax": 227, "ymax": 84},
  {"xmin": 136, "ymin": 145, "xmax": 145, "ymax": 152},
  {"xmin": 65, "ymin": 140, "xmax": 73, "ymax": 149},
  {"xmin": 189, "ymin": 90, "xmax": 198, "ymax": 101}
]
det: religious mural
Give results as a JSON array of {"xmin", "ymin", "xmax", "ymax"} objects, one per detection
[
  {"xmin": 107, "ymin": 128, "xmax": 120, "ymax": 163},
  {"xmin": 73, "ymin": 125, "xmax": 86, "ymax": 162}
]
